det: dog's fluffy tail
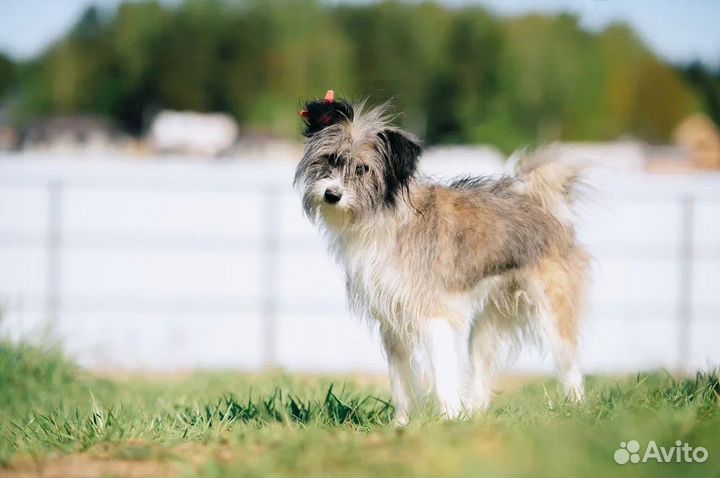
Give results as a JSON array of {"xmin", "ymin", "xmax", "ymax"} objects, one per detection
[{"xmin": 513, "ymin": 147, "xmax": 586, "ymax": 227}]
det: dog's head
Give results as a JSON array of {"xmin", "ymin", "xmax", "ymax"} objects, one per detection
[{"xmin": 293, "ymin": 91, "xmax": 422, "ymax": 229}]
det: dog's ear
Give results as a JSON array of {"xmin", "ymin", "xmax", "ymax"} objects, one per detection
[
  {"xmin": 300, "ymin": 91, "xmax": 354, "ymax": 137},
  {"xmin": 381, "ymin": 128, "xmax": 422, "ymax": 205}
]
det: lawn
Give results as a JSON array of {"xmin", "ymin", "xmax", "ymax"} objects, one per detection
[{"xmin": 1, "ymin": 338, "xmax": 718, "ymax": 477}]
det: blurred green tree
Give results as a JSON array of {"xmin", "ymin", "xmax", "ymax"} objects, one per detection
[
  {"xmin": 6, "ymin": 0, "xmax": 707, "ymax": 151},
  {"xmin": 598, "ymin": 24, "xmax": 699, "ymax": 141},
  {"xmin": 425, "ymin": 7, "xmax": 503, "ymax": 144},
  {"xmin": 0, "ymin": 53, "xmax": 15, "ymax": 100}
]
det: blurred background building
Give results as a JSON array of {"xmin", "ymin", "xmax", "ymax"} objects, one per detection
[{"xmin": 0, "ymin": 0, "xmax": 718, "ymax": 374}]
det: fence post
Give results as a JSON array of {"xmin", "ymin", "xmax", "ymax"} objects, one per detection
[
  {"xmin": 677, "ymin": 194, "xmax": 694, "ymax": 374},
  {"xmin": 45, "ymin": 180, "xmax": 63, "ymax": 328},
  {"xmin": 260, "ymin": 186, "xmax": 279, "ymax": 369}
]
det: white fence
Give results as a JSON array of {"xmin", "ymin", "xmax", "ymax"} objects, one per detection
[{"xmin": 1, "ymin": 151, "xmax": 719, "ymax": 374}]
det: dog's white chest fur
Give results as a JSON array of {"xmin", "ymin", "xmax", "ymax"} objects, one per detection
[{"xmin": 335, "ymin": 223, "xmax": 407, "ymax": 321}]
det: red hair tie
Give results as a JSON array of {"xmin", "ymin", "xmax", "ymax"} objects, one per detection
[{"xmin": 299, "ymin": 89, "xmax": 335, "ymax": 119}]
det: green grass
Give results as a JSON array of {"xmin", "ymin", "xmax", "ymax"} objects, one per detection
[{"xmin": 0, "ymin": 338, "xmax": 718, "ymax": 477}]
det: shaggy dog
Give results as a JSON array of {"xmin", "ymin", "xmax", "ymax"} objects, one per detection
[{"xmin": 294, "ymin": 91, "xmax": 590, "ymax": 424}]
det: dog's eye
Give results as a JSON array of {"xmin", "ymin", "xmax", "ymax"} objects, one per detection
[
  {"xmin": 355, "ymin": 164, "xmax": 369, "ymax": 176},
  {"xmin": 327, "ymin": 154, "xmax": 340, "ymax": 167}
]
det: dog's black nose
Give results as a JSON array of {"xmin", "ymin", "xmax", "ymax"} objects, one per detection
[{"xmin": 324, "ymin": 189, "xmax": 342, "ymax": 204}]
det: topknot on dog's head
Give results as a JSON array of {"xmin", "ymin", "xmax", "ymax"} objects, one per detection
[{"xmin": 300, "ymin": 90, "xmax": 354, "ymax": 138}]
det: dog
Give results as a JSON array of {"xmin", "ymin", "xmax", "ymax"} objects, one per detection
[{"xmin": 294, "ymin": 90, "xmax": 590, "ymax": 424}]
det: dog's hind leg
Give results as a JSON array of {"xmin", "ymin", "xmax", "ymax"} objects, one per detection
[
  {"xmin": 541, "ymin": 304, "xmax": 584, "ymax": 402},
  {"xmin": 535, "ymin": 253, "xmax": 589, "ymax": 402},
  {"xmin": 469, "ymin": 307, "xmax": 506, "ymax": 412}
]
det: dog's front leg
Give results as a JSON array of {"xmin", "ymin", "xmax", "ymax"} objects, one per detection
[
  {"xmin": 423, "ymin": 318, "xmax": 469, "ymax": 420},
  {"xmin": 380, "ymin": 326, "xmax": 416, "ymax": 426}
]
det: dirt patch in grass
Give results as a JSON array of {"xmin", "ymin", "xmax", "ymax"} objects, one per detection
[
  {"xmin": 2, "ymin": 453, "xmax": 177, "ymax": 478},
  {"xmin": 1, "ymin": 441, "xmax": 254, "ymax": 478}
]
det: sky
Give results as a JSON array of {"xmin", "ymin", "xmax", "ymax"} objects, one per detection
[{"xmin": 0, "ymin": 0, "xmax": 718, "ymax": 68}]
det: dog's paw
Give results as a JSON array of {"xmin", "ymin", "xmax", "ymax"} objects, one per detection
[{"xmin": 392, "ymin": 410, "xmax": 411, "ymax": 427}]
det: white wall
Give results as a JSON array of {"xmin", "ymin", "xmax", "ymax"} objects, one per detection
[{"xmin": 1, "ymin": 151, "xmax": 719, "ymax": 374}]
